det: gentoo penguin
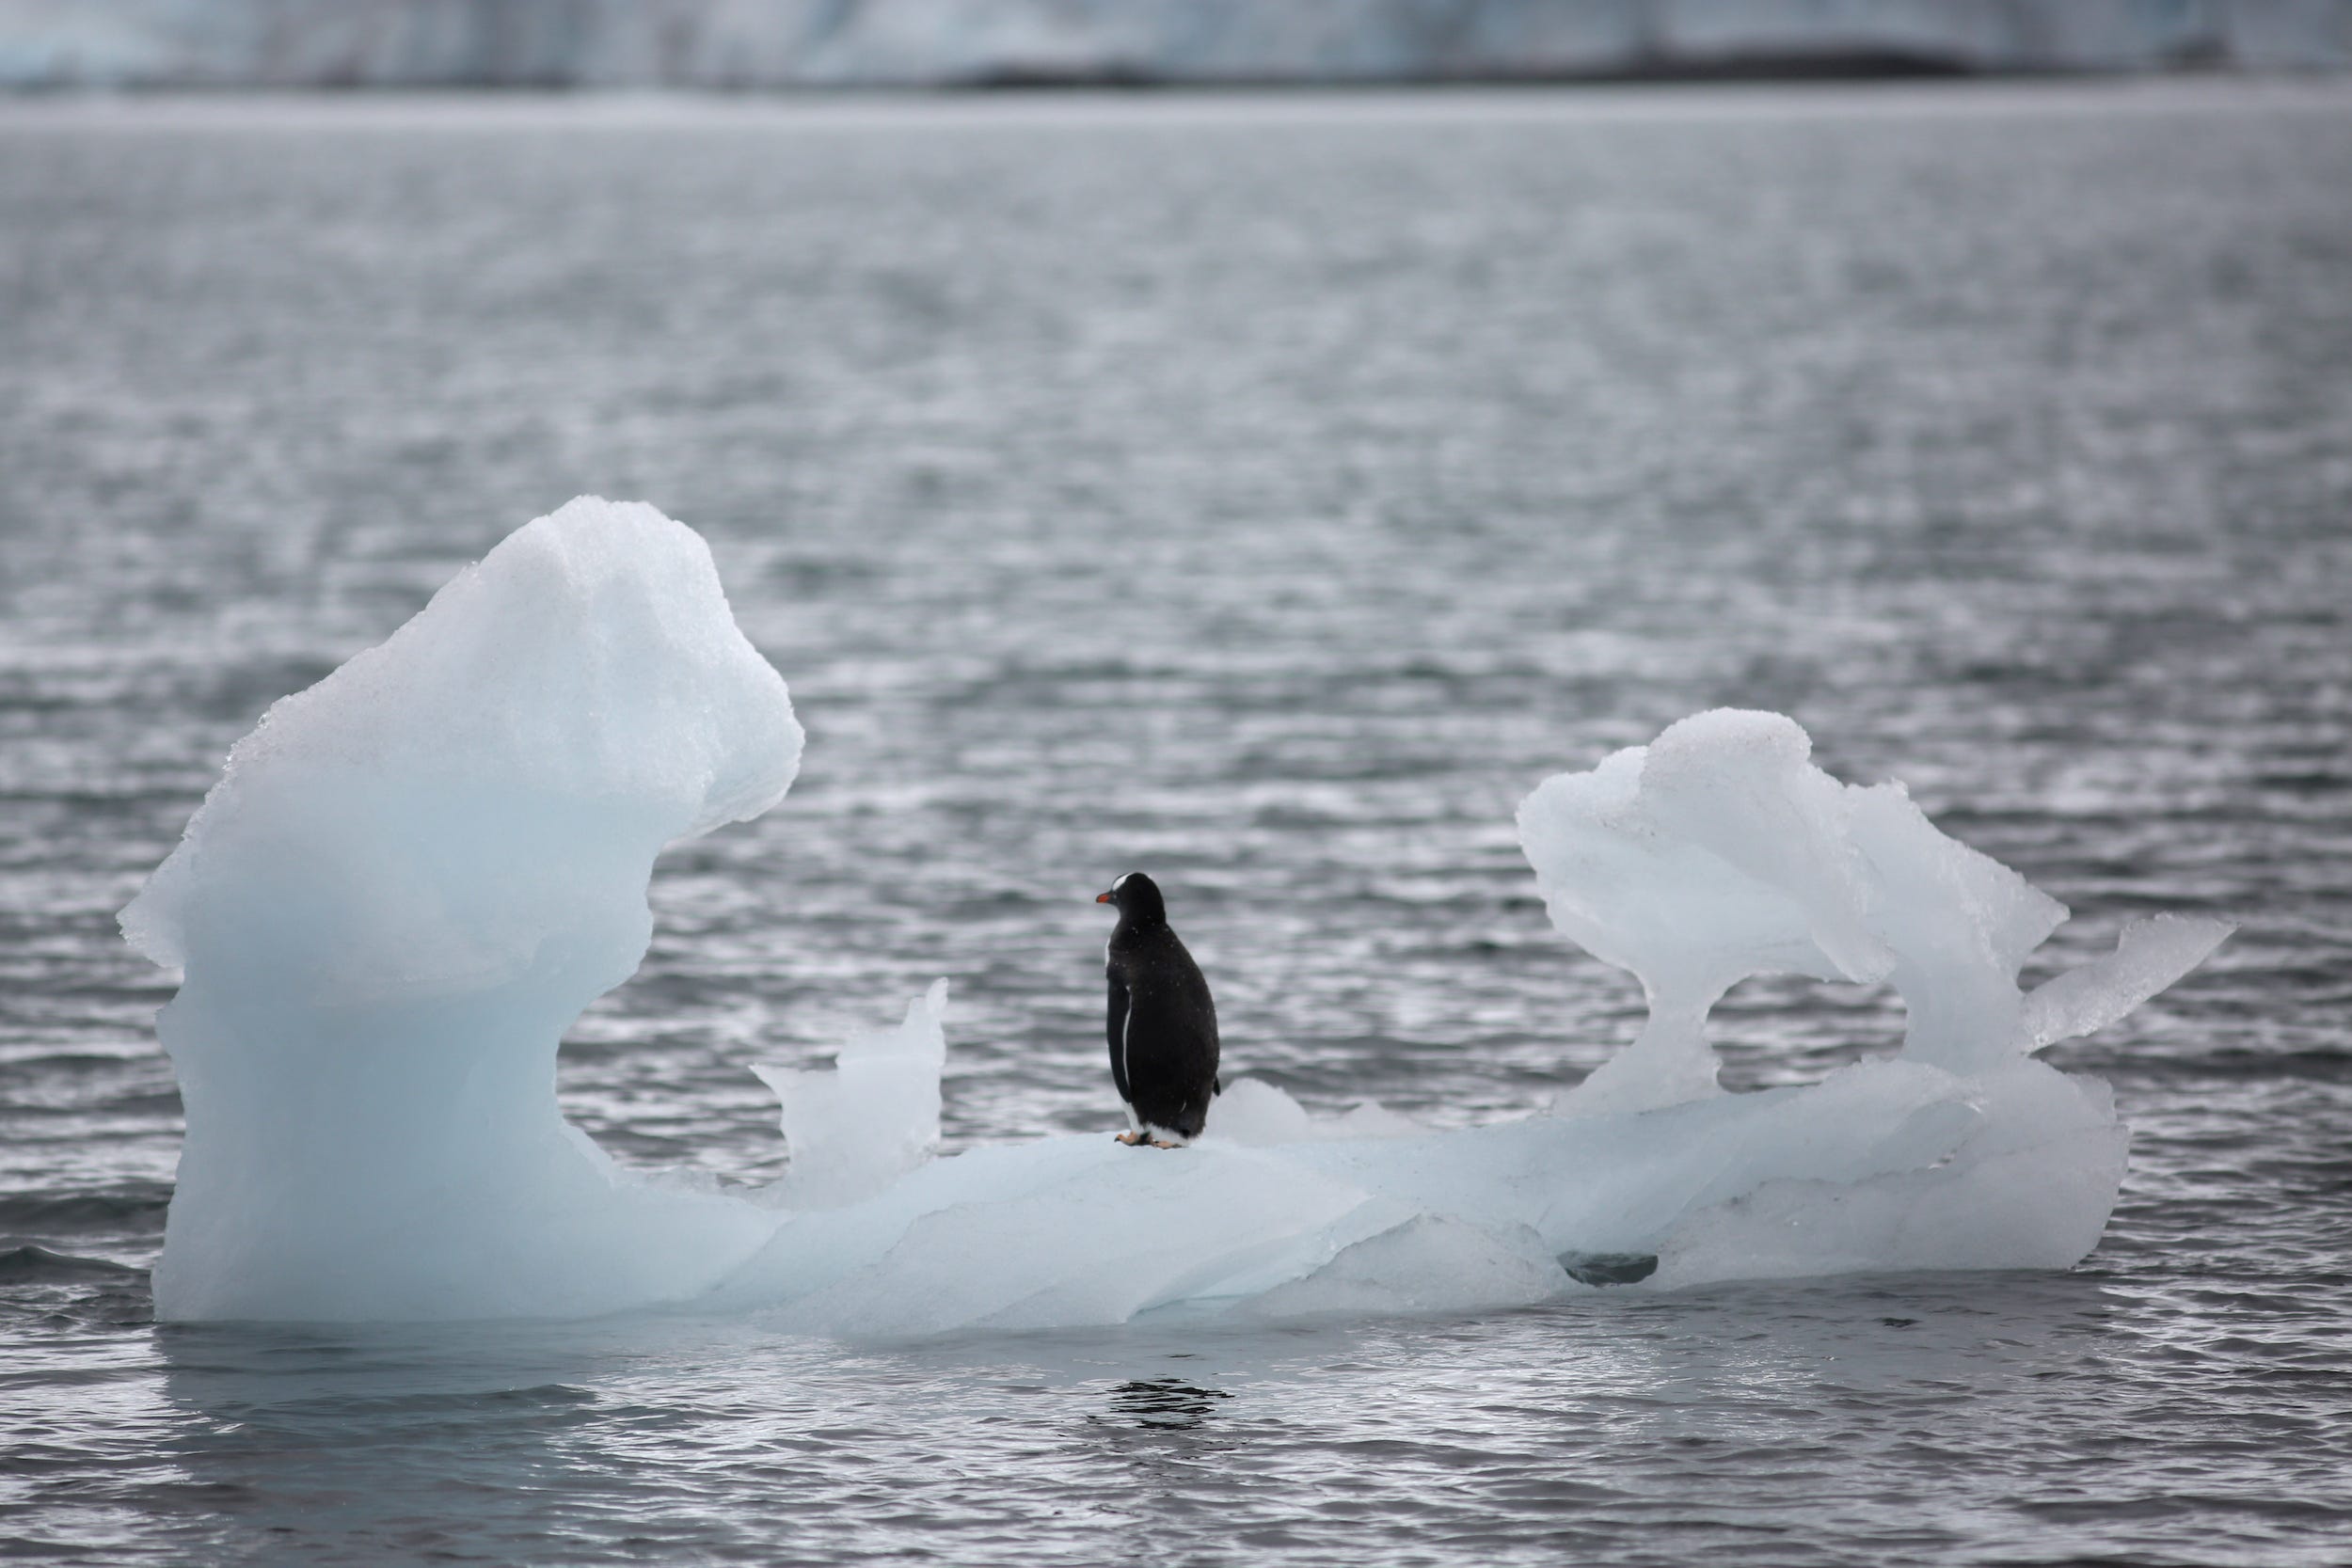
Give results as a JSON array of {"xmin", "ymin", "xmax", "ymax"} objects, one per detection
[{"xmin": 1095, "ymin": 872, "xmax": 1220, "ymax": 1148}]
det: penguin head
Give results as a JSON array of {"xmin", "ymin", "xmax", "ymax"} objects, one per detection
[{"xmin": 1094, "ymin": 871, "xmax": 1167, "ymax": 924}]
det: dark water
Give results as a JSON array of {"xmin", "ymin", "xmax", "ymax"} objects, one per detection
[{"xmin": 3, "ymin": 84, "xmax": 2349, "ymax": 1565}]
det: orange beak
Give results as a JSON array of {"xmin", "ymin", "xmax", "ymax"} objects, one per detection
[{"xmin": 1095, "ymin": 891, "xmax": 1114, "ymax": 904}]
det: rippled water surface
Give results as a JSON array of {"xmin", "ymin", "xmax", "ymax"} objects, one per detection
[{"xmin": 3, "ymin": 84, "xmax": 2348, "ymax": 1565}]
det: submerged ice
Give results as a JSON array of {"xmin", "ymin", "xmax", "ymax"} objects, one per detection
[{"xmin": 124, "ymin": 499, "xmax": 2229, "ymax": 1329}]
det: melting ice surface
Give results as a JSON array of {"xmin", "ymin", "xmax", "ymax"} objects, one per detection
[{"xmin": 122, "ymin": 499, "xmax": 2230, "ymax": 1330}]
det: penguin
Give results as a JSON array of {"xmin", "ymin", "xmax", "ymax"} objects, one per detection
[{"xmin": 1094, "ymin": 872, "xmax": 1220, "ymax": 1148}]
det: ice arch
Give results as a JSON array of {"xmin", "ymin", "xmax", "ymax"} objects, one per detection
[
  {"xmin": 1518, "ymin": 709, "xmax": 2230, "ymax": 1114},
  {"xmin": 122, "ymin": 499, "xmax": 2229, "ymax": 1329}
]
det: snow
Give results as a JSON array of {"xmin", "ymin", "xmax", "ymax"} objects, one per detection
[{"xmin": 123, "ymin": 500, "xmax": 2230, "ymax": 1331}]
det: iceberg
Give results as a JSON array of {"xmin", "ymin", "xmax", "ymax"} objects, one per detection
[
  {"xmin": 121, "ymin": 498, "xmax": 803, "ymax": 1322},
  {"xmin": 123, "ymin": 499, "xmax": 2229, "ymax": 1330}
]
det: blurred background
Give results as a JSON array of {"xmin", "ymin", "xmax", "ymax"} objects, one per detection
[
  {"xmin": 3, "ymin": 5, "xmax": 2349, "ymax": 1565},
  {"xmin": 3, "ymin": 0, "xmax": 2350, "ymax": 89}
]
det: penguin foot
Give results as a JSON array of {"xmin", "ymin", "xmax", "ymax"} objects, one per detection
[
  {"xmin": 1115, "ymin": 1131, "xmax": 1148, "ymax": 1147},
  {"xmin": 1147, "ymin": 1137, "xmax": 1185, "ymax": 1149}
]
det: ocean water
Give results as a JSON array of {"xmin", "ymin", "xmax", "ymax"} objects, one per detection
[{"xmin": 3, "ymin": 82, "xmax": 2348, "ymax": 1565}]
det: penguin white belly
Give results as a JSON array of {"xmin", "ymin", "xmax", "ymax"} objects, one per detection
[{"xmin": 1119, "ymin": 996, "xmax": 1141, "ymax": 1133}]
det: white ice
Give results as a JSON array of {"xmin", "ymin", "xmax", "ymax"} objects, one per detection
[
  {"xmin": 122, "ymin": 499, "xmax": 802, "ymax": 1321},
  {"xmin": 123, "ymin": 499, "xmax": 2230, "ymax": 1330},
  {"xmin": 754, "ymin": 980, "xmax": 949, "ymax": 1210}
]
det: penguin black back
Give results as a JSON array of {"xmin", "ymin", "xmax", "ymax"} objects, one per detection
[{"xmin": 1095, "ymin": 872, "xmax": 1220, "ymax": 1146}]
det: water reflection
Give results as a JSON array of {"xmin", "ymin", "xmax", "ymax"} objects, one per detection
[
  {"xmin": 124, "ymin": 1273, "xmax": 2150, "ymax": 1562},
  {"xmin": 1104, "ymin": 1376, "xmax": 1232, "ymax": 1430},
  {"xmin": 151, "ymin": 1316, "xmax": 686, "ymax": 1561}
]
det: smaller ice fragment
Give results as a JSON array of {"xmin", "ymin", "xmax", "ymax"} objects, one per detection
[
  {"xmin": 755, "ymin": 979, "xmax": 949, "ymax": 1209},
  {"xmin": 2019, "ymin": 914, "xmax": 2234, "ymax": 1051}
]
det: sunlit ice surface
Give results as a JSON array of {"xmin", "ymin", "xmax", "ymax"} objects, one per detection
[
  {"xmin": 119, "ymin": 498, "xmax": 2225, "ymax": 1329},
  {"xmin": 4, "ymin": 82, "xmax": 2346, "ymax": 1566}
]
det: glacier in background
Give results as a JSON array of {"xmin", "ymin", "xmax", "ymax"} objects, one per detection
[
  {"xmin": 120, "ymin": 498, "xmax": 2228, "ymax": 1332},
  {"xmin": 4, "ymin": 0, "xmax": 2348, "ymax": 90}
]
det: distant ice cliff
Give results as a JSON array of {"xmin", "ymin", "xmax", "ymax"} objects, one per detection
[{"xmin": 3, "ymin": 0, "xmax": 2347, "ymax": 90}]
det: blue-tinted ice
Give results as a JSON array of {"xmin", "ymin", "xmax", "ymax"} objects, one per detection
[{"xmin": 120, "ymin": 499, "xmax": 2228, "ymax": 1329}]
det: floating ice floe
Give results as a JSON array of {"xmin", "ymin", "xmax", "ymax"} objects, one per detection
[{"xmin": 122, "ymin": 499, "xmax": 2230, "ymax": 1330}]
